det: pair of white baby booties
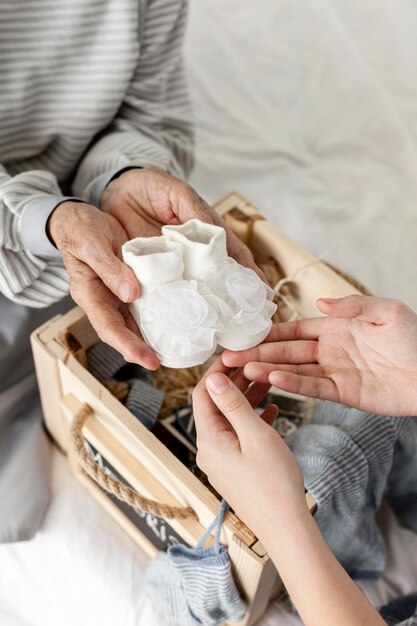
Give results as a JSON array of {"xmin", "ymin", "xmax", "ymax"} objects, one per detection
[{"xmin": 122, "ymin": 219, "xmax": 277, "ymax": 368}]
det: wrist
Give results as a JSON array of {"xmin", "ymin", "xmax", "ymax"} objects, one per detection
[
  {"xmin": 110, "ymin": 166, "xmax": 143, "ymax": 185},
  {"xmin": 259, "ymin": 504, "xmax": 318, "ymax": 567},
  {"xmin": 100, "ymin": 167, "xmax": 143, "ymax": 204},
  {"xmin": 47, "ymin": 199, "xmax": 89, "ymax": 248},
  {"xmin": 254, "ymin": 497, "xmax": 312, "ymax": 549}
]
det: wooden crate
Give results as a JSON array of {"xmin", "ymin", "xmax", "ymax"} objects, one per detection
[{"xmin": 31, "ymin": 193, "xmax": 360, "ymax": 626}]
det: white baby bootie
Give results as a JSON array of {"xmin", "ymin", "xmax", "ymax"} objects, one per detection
[
  {"xmin": 122, "ymin": 236, "xmax": 222, "ymax": 368},
  {"xmin": 163, "ymin": 220, "xmax": 276, "ymax": 351},
  {"xmin": 162, "ymin": 220, "xmax": 227, "ymax": 280}
]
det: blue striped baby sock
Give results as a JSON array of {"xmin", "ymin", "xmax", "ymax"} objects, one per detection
[
  {"xmin": 125, "ymin": 379, "xmax": 164, "ymax": 429},
  {"xmin": 385, "ymin": 416, "xmax": 417, "ymax": 531},
  {"xmin": 146, "ymin": 499, "xmax": 247, "ymax": 625},
  {"xmin": 87, "ymin": 342, "xmax": 127, "ymax": 381},
  {"xmin": 146, "ymin": 551, "xmax": 198, "ymax": 626},
  {"xmin": 87, "ymin": 342, "xmax": 163, "ymax": 429},
  {"xmin": 287, "ymin": 402, "xmax": 398, "ymax": 579}
]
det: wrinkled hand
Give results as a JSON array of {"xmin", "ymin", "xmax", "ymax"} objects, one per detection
[
  {"xmin": 48, "ymin": 168, "xmax": 262, "ymax": 369},
  {"xmin": 100, "ymin": 167, "xmax": 261, "ymax": 277},
  {"xmin": 192, "ymin": 359, "xmax": 307, "ymax": 538},
  {"xmin": 223, "ymin": 295, "xmax": 417, "ymax": 416},
  {"xmin": 48, "ymin": 201, "xmax": 159, "ymax": 369}
]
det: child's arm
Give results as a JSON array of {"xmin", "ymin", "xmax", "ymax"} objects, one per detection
[
  {"xmin": 193, "ymin": 363, "xmax": 386, "ymax": 626},
  {"xmin": 222, "ymin": 295, "xmax": 417, "ymax": 416}
]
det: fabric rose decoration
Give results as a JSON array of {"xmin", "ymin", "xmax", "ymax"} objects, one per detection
[
  {"xmin": 202, "ymin": 259, "xmax": 276, "ymax": 339},
  {"xmin": 138, "ymin": 280, "xmax": 223, "ymax": 367}
]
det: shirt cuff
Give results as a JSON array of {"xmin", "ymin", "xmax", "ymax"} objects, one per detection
[
  {"xmin": 87, "ymin": 165, "xmax": 145, "ymax": 208},
  {"xmin": 19, "ymin": 195, "xmax": 81, "ymax": 260}
]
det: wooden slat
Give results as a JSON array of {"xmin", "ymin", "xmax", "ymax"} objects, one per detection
[
  {"xmin": 38, "ymin": 307, "xmax": 84, "ymax": 344},
  {"xmin": 227, "ymin": 536, "xmax": 279, "ymax": 626},
  {"xmin": 31, "ymin": 317, "xmax": 66, "ymax": 451},
  {"xmin": 61, "ymin": 393, "xmax": 212, "ymax": 549},
  {"xmin": 214, "ymin": 192, "xmax": 361, "ymax": 320},
  {"xmin": 55, "ymin": 349, "xmax": 255, "ymax": 547}
]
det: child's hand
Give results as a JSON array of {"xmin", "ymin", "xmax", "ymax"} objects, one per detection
[
  {"xmin": 223, "ymin": 295, "xmax": 417, "ymax": 416},
  {"xmin": 193, "ymin": 358, "xmax": 386, "ymax": 626},
  {"xmin": 192, "ymin": 360, "xmax": 308, "ymax": 539}
]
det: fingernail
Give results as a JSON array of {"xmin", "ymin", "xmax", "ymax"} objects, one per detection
[
  {"xmin": 206, "ymin": 373, "xmax": 229, "ymax": 394},
  {"xmin": 319, "ymin": 298, "xmax": 339, "ymax": 304},
  {"xmin": 221, "ymin": 351, "xmax": 232, "ymax": 365},
  {"xmin": 119, "ymin": 281, "xmax": 131, "ymax": 302}
]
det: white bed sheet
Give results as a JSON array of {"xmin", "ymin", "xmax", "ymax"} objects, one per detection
[
  {"xmin": 2, "ymin": 2, "xmax": 417, "ymax": 625},
  {"xmin": 1, "ymin": 449, "xmax": 417, "ymax": 626},
  {"xmin": 187, "ymin": 0, "xmax": 417, "ymax": 310}
]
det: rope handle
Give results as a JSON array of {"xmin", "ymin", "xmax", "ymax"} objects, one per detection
[{"xmin": 69, "ymin": 404, "xmax": 198, "ymax": 521}]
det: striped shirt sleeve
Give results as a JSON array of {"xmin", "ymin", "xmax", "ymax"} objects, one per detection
[
  {"xmin": 0, "ymin": 0, "xmax": 193, "ymax": 309},
  {"xmin": 0, "ymin": 168, "xmax": 70, "ymax": 308},
  {"xmin": 73, "ymin": 0, "xmax": 194, "ymax": 205}
]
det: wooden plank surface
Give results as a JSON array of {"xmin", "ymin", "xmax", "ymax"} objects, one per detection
[
  {"xmin": 61, "ymin": 393, "xmax": 213, "ymax": 549},
  {"xmin": 55, "ymin": 354, "xmax": 255, "ymax": 547},
  {"xmin": 31, "ymin": 317, "xmax": 67, "ymax": 451}
]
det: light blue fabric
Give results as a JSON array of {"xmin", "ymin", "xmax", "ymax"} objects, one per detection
[
  {"xmin": 19, "ymin": 195, "xmax": 79, "ymax": 260},
  {"xmin": 287, "ymin": 402, "xmax": 399, "ymax": 579},
  {"xmin": 145, "ymin": 499, "xmax": 247, "ymax": 626},
  {"xmin": 0, "ymin": 402, "xmax": 51, "ymax": 543},
  {"xmin": 385, "ymin": 417, "xmax": 417, "ymax": 532}
]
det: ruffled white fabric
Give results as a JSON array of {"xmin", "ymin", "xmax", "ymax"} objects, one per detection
[
  {"xmin": 202, "ymin": 258, "xmax": 276, "ymax": 350},
  {"xmin": 130, "ymin": 281, "xmax": 222, "ymax": 368},
  {"xmin": 122, "ymin": 221, "xmax": 277, "ymax": 367}
]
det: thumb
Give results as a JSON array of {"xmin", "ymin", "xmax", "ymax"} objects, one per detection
[
  {"xmin": 205, "ymin": 373, "xmax": 266, "ymax": 440},
  {"xmin": 317, "ymin": 294, "xmax": 389, "ymax": 324},
  {"xmin": 78, "ymin": 238, "xmax": 140, "ymax": 303}
]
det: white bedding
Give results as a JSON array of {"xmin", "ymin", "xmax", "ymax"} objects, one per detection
[{"xmin": 2, "ymin": 2, "xmax": 417, "ymax": 625}]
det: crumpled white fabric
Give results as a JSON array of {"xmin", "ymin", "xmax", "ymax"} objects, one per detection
[
  {"xmin": 202, "ymin": 258, "xmax": 276, "ymax": 350},
  {"xmin": 5, "ymin": 5, "xmax": 417, "ymax": 624}
]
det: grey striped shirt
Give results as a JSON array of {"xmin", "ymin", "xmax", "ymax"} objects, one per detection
[{"xmin": 0, "ymin": 0, "xmax": 193, "ymax": 308}]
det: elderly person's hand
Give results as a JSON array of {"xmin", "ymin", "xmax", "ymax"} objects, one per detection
[
  {"xmin": 100, "ymin": 167, "xmax": 260, "ymax": 275},
  {"xmin": 47, "ymin": 200, "xmax": 159, "ymax": 366},
  {"xmin": 48, "ymin": 169, "xmax": 260, "ymax": 369}
]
